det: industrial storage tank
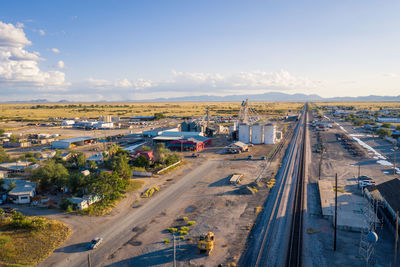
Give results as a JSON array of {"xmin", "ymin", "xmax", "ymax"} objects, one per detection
[
  {"xmin": 251, "ymin": 123, "xmax": 263, "ymax": 144},
  {"xmin": 264, "ymin": 124, "xmax": 276, "ymax": 144},
  {"xmin": 239, "ymin": 123, "xmax": 251, "ymax": 143},
  {"xmin": 229, "ymin": 123, "xmax": 237, "ymax": 133}
]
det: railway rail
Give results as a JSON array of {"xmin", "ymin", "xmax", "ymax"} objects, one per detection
[{"xmin": 240, "ymin": 105, "xmax": 308, "ymax": 267}]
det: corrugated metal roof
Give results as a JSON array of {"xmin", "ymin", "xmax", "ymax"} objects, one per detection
[
  {"xmin": 54, "ymin": 136, "xmax": 95, "ymax": 144},
  {"xmin": 373, "ymin": 178, "xmax": 400, "ymax": 213}
]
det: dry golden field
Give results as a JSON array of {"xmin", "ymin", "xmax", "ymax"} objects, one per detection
[
  {"xmin": 315, "ymin": 102, "xmax": 400, "ymax": 110},
  {"xmin": 0, "ymin": 102, "xmax": 304, "ymax": 121}
]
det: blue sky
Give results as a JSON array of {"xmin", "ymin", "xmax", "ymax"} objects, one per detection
[{"xmin": 1, "ymin": 0, "xmax": 400, "ymax": 101}]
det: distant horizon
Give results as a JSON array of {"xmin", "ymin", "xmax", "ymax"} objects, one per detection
[
  {"xmin": 1, "ymin": 1, "xmax": 400, "ymax": 101},
  {"xmin": 1, "ymin": 91, "xmax": 399, "ymax": 103}
]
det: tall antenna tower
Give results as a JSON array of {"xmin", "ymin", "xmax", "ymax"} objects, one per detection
[
  {"xmin": 358, "ymin": 190, "xmax": 381, "ymax": 266},
  {"xmin": 206, "ymin": 106, "xmax": 210, "ymax": 127}
]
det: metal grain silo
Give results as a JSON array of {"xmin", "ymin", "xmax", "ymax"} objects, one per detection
[
  {"xmin": 251, "ymin": 123, "xmax": 263, "ymax": 144},
  {"xmin": 264, "ymin": 124, "xmax": 276, "ymax": 144},
  {"xmin": 239, "ymin": 123, "xmax": 251, "ymax": 143}
]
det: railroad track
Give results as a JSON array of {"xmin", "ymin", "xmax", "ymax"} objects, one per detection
[
  {"xmin": 287, "ymin": 106, "xmax": 307, "ymax": 266},
  {"xmin": 240, "ymin": 105, "xmax": 308, "ymax": 267}
]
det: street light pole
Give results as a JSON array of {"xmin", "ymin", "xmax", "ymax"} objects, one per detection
[
  {"xmin": 319, "ymin": 151, "xmax": 323, "ymax": 180},
  {"xmin": 394, "ymin": 147, "xmax": 397, "ymax": 176},
  {"xmin": 180, "ymin": 135, "xmax": 183, "ymax": 153},
  {"xmin": 173, "ymin": 233, "xmax": 176, "ymax": 267}
]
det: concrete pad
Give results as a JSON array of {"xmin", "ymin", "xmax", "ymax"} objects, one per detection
[{"xmin": 318, "ymin": 180, "xmax": 378, "ymax": 232}]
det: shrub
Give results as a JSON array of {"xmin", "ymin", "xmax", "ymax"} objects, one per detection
[
  {"xmin": 179, "ymin": 236, "xmax": 185, "ymax": 240},
  {"xmin": 60, "ymin": 198, "xmax": 74, "ymax": 211},
  {"xmin": 180, "ymin": 226, "xmax": 190, "ymax": 231},
  {"xmin": 182, "ymin": 216, "xmax": 188, "ymax": 221},
  {"xmin": 0, "ymin": 234, "xmax": 11, "ymax": 245},
  {"xmin": 178, "ymin": 230, "xmax": 188, "ymax": 236},
  {"xmin": 166, "ymin": 227, "xmax": 178, "ymax": 233},
  {"xmin": 187, "ymin": 221, "xmax": 196, "ymax": 226},
  {"xmin": 164, "ymin": 238, "xmax": 170, "ymax": 244}
]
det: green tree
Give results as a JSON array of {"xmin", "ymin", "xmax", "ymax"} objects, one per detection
[
  {"xmin": 154, "ymin": 113, "xmax": 166, "ymax": 120},
  {"xmin": 68, "ymin": 173, "xmax": 86, "ymax": 195},
  {"xmin": 89, "ymin": 172, "xmax": 128, "ymax": 202},
  {"xmin": 0, "ymin": 146, "xmax": 9, "ymax": 163},
  {"xmin": 0, "ymin": 128, "xmax": 4, "ymax": 135},
  {"xmin": 9, "ymin": 135, "xmax": 17, "ymax": 143},
  {"xmin": 31, "ymin": 160, "xmax": 70, "ymax": 190},
  {"xmin": 88, "ymin": 160, "xmax": 97, "ymax": 171},
  {"xmin": 141, "ymin": 145, "xmax": 151, "ymax": 151},
  {"xmin": 68, "ymin": 152, "xmax": 86, "ymax": 169},
  {"xmin": 396, "ymin": 125, "xmax": 400, "ymax": 131},
  {"xmin": 165, "ymin": 153, "xmax": 182, "ymax": 166},
  {"xmin": 110, "ymin": 155, "xmax": 132, "ymax": 179},
  {"xmin": 154, "ymin": 143, "xmax": 170, "ymax": 164},
  {"xmin": 376, "ymin": 128, "xmax": 392, "ymax": 138},
  {"xmin": 382, "ymin": 123, "xmax": 391, "ymax": 128},
  {"xmin": 132, "ymin": 155, "xmax": 149, "ymax": 168}
]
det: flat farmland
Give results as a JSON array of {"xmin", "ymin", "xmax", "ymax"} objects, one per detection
[
  {"xmin": 0, "ymin": 102, "xmax": 303, "ymax": 121},
  {"xmin": 315, "ymin": 101, "xmax": 400, "ymax": 110}
]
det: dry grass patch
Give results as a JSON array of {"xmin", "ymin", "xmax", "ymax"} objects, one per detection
[
  {"xmin": 0, "ymin": 217, "xmax": 71, "ymax": 266},
  {"xmin": 126, "ymin": 179, "xmax": 145, "ymax": 192}
]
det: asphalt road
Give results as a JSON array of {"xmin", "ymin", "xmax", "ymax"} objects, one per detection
[{"xmin": 41, "ymin": 158, "xmax": 220, "ymax": 267}]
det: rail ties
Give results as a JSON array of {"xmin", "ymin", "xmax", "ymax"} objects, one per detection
[{"xmin": 287, "ymin": 108, "xmax": 307, "ymax": 267}]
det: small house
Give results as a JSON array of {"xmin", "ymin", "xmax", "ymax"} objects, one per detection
[{"xmin": 8, "ymin": 183, "xmax": 36, "ymax": 204}]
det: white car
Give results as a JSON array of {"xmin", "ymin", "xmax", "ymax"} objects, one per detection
[
  {"xmin": 88, "ymin": 237, "xmax": 103, "ymax": 250},
  {"xmin": 359, "ymin": 180, "xmax": 375, "ymax": 188}
]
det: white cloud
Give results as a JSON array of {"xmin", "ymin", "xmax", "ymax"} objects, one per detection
[
  {"xmin": 0, "ymin": 21, "xmax": 66, "ymax": 88},
  {"xmin": 39, "ymin": 29, "xmax": 45, "ymax": 36},
  {"xmin": 88, "ymin": 77, "xmax": 154, "ymax": 90},
  {"xmin": 16, "ymin": 22, "xmax": 24, "ymax": 28},
  {"xmin": 80, "ymin": 70, "xmax": 315, "ymax": 100},
  {"xmin": 115, "ymin": 78, "xmax": 132, "ymax": 88},
  {"xmin": 161, "ymin": 69, "xmax": 316, "ymax": 93},
  {"xmin": 382, "ymin": 73, "xmax": 399, "ymax": 78},
  {"xmin": 88, "ymin": 77, "xmax": 111, "ymax": 87},
  {"xmin": 57, "ymin": 60, "xmax": 65, "ymax": 69},
  {"xmin": 51, "ymin": 48, "xmax": 60, "ymax": 53},
  {"xmin": 0, "ymin": 21, "xmax": 31, "ymax": 47}
]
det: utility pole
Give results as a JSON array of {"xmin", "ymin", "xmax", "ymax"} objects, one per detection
[
  {"xmin": 88, "ymin": 254, "xmax": 91, "ymax": 267},
  {"xmin": 394, "ymin": 211, "xmax": 399, "ymax": 267},
  {"xmin": 358, "ymin": 164, "xmax": 361, "ymax": 179},
  {"xmin": 334, "ymin": 173, "xmax": 338, "ymax": 251},
  {"xmin": 173, "ymin": 233, "xmax": 176, "ymax": 267},
  {"xmin": 319, "ymin": 151, "xmax": 323, "ymax": 180},
  {"xmin": 180, "ymin": 135, "xmax": 183, "ymax": 153},
  {"xmin": 394, "ymin": 148, "xmax": 397, "ymax": 176}
]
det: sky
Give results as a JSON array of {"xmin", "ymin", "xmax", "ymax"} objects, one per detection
[{"xmin": 1, "ymin": 0, "xmax": 400, "ymax": 101}]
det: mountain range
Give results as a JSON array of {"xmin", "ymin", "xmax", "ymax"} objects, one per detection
[
  {"xmin": 2, "ymin": 92, "xmax": 400, "ymax": 103},
  {"xmin": 145, "ymin": 92, "xmax": 400, "ymax": 102}
]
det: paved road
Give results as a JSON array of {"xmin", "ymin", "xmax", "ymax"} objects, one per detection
[{"xmin": 41, "ymin": 159, "xmax": 220, "ymax": 267}]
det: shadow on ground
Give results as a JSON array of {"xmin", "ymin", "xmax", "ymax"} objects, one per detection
[
  {"xmin": 104, "ymin": 244, "xmax": 205, "ymax": 267},
  {"xmin": 54, "ymin": 242, "xmax": 89, "ymax": 253},
  {"xmin": 208, "ymin": 176, "xmax": 231, "ymax": 187}
]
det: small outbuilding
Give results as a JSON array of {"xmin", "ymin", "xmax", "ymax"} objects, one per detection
[
  {"xmin": 51, "ymin": 136, "xmax": 96, "ymax": 149},
  {"xmin": 8, "ymin": 183, "xmax": 36, "ymax": 204},
  {"xmin": 226, "ymin": 141, "xmax": 249, "ymax": 153}
]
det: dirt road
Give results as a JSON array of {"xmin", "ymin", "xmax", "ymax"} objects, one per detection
[{"xmin": 40, "ymin": 159, "xmax": 220, "ymax": 267}]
